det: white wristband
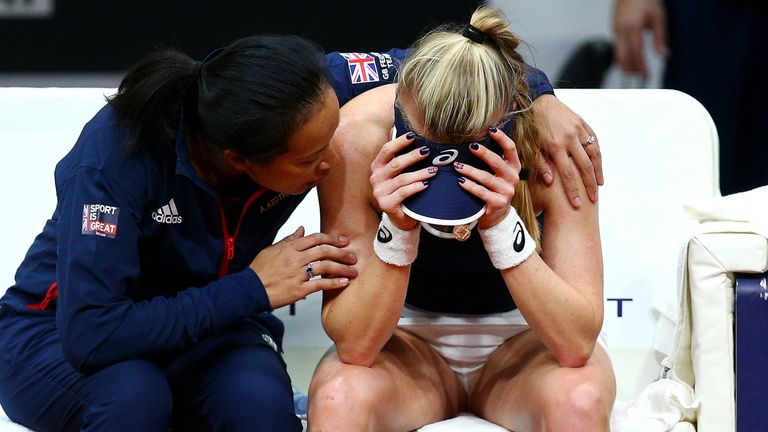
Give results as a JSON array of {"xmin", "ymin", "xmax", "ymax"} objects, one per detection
[
  {"xmin": 373, "ymin": 213, "xmax": 420, "ymax": 266},
  {"xmin": 478, "ymin": 207, "xmax": 536, "ymax": 270}
]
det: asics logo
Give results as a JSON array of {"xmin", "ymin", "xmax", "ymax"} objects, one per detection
[
  {"xmin": 377, "ymin": 226, "xmax": 393, "ymax": 243},
  {"xmin": 432, "ymin": 149, "xmax": 459, "ymax": 166},
  {"xmin": 513, "ymin": 221, "xmax": 525, "ymax": 252}
]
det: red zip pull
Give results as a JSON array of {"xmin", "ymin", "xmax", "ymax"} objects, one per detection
[
  {"xmin": 26, "ymin": 282, "xmax": 59, "ymax": 310},
  {"xmin": 226, "ymin": 237, "xmax": 235, "ymax": 261},
  {"xmin": 216, "ymin": 188, "xmax": 267, "ymax": 279}
]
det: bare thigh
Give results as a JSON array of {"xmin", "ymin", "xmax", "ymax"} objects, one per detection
[
  {"xmin": 469, "ymin": 330, "xmax": 616, "ymax": 432},
  {"xmin": 309, "ymin": 329, "xmax": 467, "ymax": 432}
]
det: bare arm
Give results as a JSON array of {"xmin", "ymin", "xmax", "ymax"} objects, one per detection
[
  {"xmin": 459, "ymin": 132, "xmax": 604, "ymax": 367},
  {"xmin": 317, "ymin": 85, "xmax": 433, "ymax": 366},
  {"xmin": 532, "ymin": 94, "xmax": 604, "ymax": 206},
  {"xmin": 504, "ymin": 177, "xmax": 603, "ymax": 367}
]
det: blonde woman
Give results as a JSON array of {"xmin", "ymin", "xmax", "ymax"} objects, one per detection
[{"xmin": 308, "ymin": 7, "xmax": 615, "ymax": 431}]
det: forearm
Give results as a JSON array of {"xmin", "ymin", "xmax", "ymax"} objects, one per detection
[
  {"xmin": 502, "ymin": 254, "xmax": 602, "ymax": 367},
  {"xmin": 58, "ymin": 269, "xmax": 269, "ymax": 372},
  {"xmin": 322, "ymin": 259, "xmax": 410, "ymax": 366}
]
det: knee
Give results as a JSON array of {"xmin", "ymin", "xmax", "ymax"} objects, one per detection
[
  {"xmin": 206, "ymin": 374, "xmax": 300, "ymax": 431},
  {"xmin": 112, "ymin": 373, "xmax": 172, "ymax": 420},
  {"xmin": 309, "ymin": 367, "xmax": 382, "ymax": 421},
  {"xmin": 542, "ymin": 381, "xmax": 611, "ymax": 432},
  {"xmin": 84, "ymin": 361, "xmax": 172, "ymax": 431}
]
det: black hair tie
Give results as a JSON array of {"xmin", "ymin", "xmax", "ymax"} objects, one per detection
[
  {"xmin": 193, "ymin": 61, "xmax": 204, "ymax": 80},
  {"xmin": 519, "ymin": 167, "xmax": 530, "ymax": 181},
  {"xmin": 462, "ymin": 24, "xmax": 487, "ymax": 44}
]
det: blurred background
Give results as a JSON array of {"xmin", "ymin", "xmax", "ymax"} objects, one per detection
[{"xmin": 0, "ymin": 0, "xmax": 663, "ymax": 88}]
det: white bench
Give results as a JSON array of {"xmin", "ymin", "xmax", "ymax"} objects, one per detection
[{"xmin": 0, "ymin": 88, "xmax": 729, "ymax": 431}]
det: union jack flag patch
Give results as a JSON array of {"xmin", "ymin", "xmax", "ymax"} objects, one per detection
[{"xmin": 340, "ymin": 53, "xmax": 380, "ymax": 84}]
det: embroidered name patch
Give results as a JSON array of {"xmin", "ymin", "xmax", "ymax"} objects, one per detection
[{"xmin": 81, "ymin": 203, "xmax": 119, "ymax": 238}]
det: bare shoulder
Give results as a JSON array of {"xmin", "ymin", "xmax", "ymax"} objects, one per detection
[
  {"xmin": 319, "ymin": 85, "xmax": 396, "ymax": 236},
  {"xmin": 529, "ymin": 171, "xmax": 598, "ymax": 224},
  {"xmin": 333, "ymin": 84, "xmax": 397, "ymax": 165}
]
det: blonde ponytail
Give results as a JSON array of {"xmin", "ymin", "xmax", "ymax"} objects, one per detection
[{"xmin": 397, "ymin": 6, "xmax": 541, "ymax": 247}]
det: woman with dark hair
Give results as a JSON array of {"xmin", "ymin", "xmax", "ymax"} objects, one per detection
[
  {"xmin": 0, "ymin": 35, "xmax": 354, "ymax": 432},
  {"xmin": 0, "ymin": 31, "xmax": 602, "ymax": 431}
]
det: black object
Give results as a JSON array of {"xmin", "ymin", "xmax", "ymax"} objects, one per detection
[
  {"xmin": 556, "ymin": 38, "xmax": 614, "ymax": 88},
  {"xmin": 0, "ymin": 0, "xmax": 482, "ymax": 72},
  {"xmin": 462, "ymin": 24, "xmax": 487, "ymax": 43}
]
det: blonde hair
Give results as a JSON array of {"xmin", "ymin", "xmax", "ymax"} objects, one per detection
[{"xmin": 397, "ymin": 6, "xmax": 541, "ymax": 245}]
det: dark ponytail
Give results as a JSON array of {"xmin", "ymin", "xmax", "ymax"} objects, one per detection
[
  {"xmin": 109, "ymin": 35, "xmax": 330, "ymax": 161},
  {"xmin": 108, "ymin": 50, "xmax": 197, "ymax": 153}
]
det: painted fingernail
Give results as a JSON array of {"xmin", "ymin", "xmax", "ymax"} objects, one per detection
[
  {"xmin": 406, "ymin": 131, "xmax": 416, "ymax": 140},
  {"xmin": 422, "ymin": 180, "xmax": 430, "ymax": 186},
  {"xmin": 543, "ymin": 172, "xmax": 553, "ymax": 183},
  {"xmin": 419, "ymin": 146, "xmax": 430, "ymax": 155},
  {"xmin": 470, "ymin": 142, "xmax": 480, "ymax": 150},
  {"xmin": 488, "ymin": 126, "xmax": 498, "ymax": 133},
  {"xmin": 339, "ymin": 235, "xmax": 348, "ymax": 243},
  {"xmin": 574, "ymin": 197, "xmax": 582, "ymax": 207},
  {"xmin": 339, "ymin": 278, "xmax": 349, "ymax": 286},
  {"xmin": 454, "ymin": 162, "xmax": 464, "ymax": 170},
  {"xmin": 457, "ymin": 177, "xmax": 466, "ymax": 184},
  {"xmin": 428, "ymin": 166, "xmax": 438, "ymax": 174}
]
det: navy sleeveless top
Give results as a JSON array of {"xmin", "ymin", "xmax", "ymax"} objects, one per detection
[
  {"xmin": 392, "ymin": 106, "xmax": 518, "ymax": 314},
  {"xmin": 406, "ymin": 228, "xmax": 517, "ymax": 314}
]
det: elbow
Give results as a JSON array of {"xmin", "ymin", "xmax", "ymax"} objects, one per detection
[
  {"xmin": 551, "ymin": 339, "xmax": 596, "ymax": 369},
  {"xmin": 334, "ymin": 340, "xmax": 379, "ymax": 367},
  {"xmin": 554, "ymin": 310, "xmax": 603, "ymax": 368},
  {"xmin": 60, "ymin": 323, "xmax": 111, "ymax": 373},
  {"xmin": 322, "ymin": 316, "xmax": 381, "ymax": 367},
  {"xmin": 61, "ymin": 341, "xmax": 103, "ymax": 373},
  {"xmin": 555, "ymin": 351, "xmax": 591, "ymax": 369}
]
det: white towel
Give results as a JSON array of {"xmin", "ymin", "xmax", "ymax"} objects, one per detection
[
  {"xmin": 683, "ymin": 185, "xmax": 768, "ymax": 230},
  {"xmin": 610, "ymin": 379, "xmax": 698, "ymax": 432}
]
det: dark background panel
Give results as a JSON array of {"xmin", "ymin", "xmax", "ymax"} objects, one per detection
[{"xmin": 0, "ymin": 0, "xmax": 483, "ymax": 71}]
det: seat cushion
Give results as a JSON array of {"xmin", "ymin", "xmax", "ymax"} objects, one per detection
[{"xmin": 418, "ymin": 413, "xmax": 508, "ymax": 431}]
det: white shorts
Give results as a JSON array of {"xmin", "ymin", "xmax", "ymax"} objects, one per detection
[
  {"xmin": 397, "ymin": 305, "xmax": 609, "ymax": 394},
  {"xmin": 397, "ymin": 305, "xmax": 530, "ymax": 393}
]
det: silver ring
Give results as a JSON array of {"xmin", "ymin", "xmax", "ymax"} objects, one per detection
[
  {"xmin": 305, "ymin": 264, "xmax": 315, "ymax": 280},
  {"xmin": 584, "ymin": 135, "xmax": 596, "ymax": 147}
]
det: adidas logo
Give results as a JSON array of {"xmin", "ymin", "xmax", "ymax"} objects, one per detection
[{"xmin": 151, "ymin": 198, "xmax": 183, "ymax": 224}]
